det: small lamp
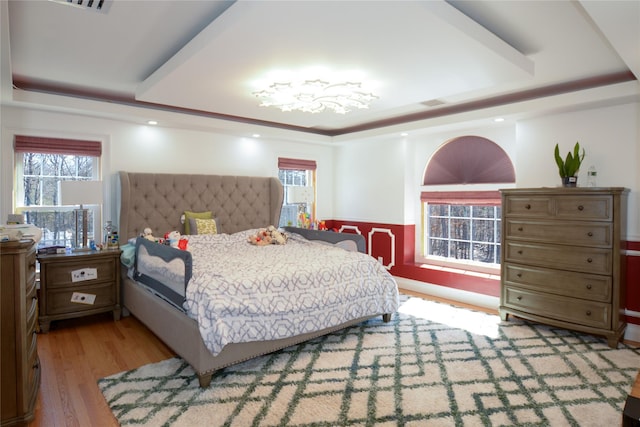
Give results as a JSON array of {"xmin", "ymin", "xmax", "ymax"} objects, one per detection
[
  {"xmin": 59, "ymin": 180, "xmax": 103, "ymax": 250},
  {"xmin": 287, "ymin": 186, "xmax": 314, "ymax": 228}
]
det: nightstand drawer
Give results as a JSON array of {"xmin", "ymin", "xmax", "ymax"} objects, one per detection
[
  {"xmin": 42, "ymin": 257, "xmax": 117, "ymax": 288},
  {"xmin": 503, "ymin": 286, "xmax": 610, "ymax": 329},
  {"xmin": 45, "ymin": 283, "xmax": 116, "ymax": 315}
]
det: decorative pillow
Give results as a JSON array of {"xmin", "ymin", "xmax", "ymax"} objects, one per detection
[
  {"xmin": 191, "ymin": 218, "xmax": 219, "ymax": 235},
  {"xmin": 183, "ymin": 211, "xmax": 212, "ymax": 234}
]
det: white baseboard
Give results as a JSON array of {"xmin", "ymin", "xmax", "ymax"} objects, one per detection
[{"xmin": 396, "ymin": 276, "xmax": 640, "ymax": 343}]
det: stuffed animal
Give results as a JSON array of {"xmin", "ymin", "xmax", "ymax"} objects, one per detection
[
  {"xmin": 248, "ymin": 225, "xmax": 287, "ymax": 246},
  {"xmin": 142, "ymin": 227, "xmax": 157, "ymax": 241}
]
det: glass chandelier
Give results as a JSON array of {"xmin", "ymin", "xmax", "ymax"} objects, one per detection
[{"xmin": 253, "ymin": 79, "xmax": 378, "ymax": 114}]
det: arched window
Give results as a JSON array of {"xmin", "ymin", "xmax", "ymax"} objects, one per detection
[
  {"xmin": 420, "ymin": 136, "xmax": 515, "ymax": 271},
  {"xmin": 423, "ymin": 135, "xmax": 514, "ymax": 185}
]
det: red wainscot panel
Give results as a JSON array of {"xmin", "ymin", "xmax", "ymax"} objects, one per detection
[
  {"xmin": 625, "ymin": 240, "xmax": 640, "ymax": 326},
  {"xmin": 327, "ymin": 220, "xmax": 500, "ymax": 298}
]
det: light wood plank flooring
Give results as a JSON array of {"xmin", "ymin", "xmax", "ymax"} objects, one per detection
[{"xmin": 28, "ymin": 295, "xmax": 640, "ymax": 426}]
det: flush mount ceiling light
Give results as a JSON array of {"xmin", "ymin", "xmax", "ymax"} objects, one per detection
[{"xmin": 253, "ymin": 79, "xmax": 378, "ymax": 114}]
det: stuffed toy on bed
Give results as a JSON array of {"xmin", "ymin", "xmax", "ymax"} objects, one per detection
[{"xmin": 248, "ymin": 225, "xmax": 287, "ymax": 246}]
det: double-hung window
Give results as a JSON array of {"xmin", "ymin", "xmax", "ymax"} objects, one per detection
[
  {"xmin": 277, "ymin": 157, "xmax": 316, "ymax": 228},
  {"xmin": 422, "ymin": 191, "xmax": 501, "ymax": 270},
  {"xmin": 14, "ymin": 135, "xmax": 102, "ymax": 248}
]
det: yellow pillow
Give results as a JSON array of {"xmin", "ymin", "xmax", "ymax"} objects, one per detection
[
  {"xmin": 183, "ymin": 211, "xmax": 212, "ymax": 234},
  {"xmin": 195, "ymin": 218, "xmax": 218, "ymax": 235}
]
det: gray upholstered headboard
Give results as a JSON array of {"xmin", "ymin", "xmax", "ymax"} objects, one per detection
[{"xmin": 118, "ymin": 172, "xmax": 284, "ymax": 241}]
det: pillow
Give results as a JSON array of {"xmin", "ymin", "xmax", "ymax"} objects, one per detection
[
  {"xmin": 190, "ymin": 218, "xmax": 219, "ymax": 235},
  {"xmin": 183, "ymin": 211, "xmax": 212, "ymax": 234}
]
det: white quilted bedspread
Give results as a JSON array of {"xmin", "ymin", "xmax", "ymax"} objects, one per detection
[{"xmin": 184, "ymin": 229, "xmax": 399, "ymax": 356}]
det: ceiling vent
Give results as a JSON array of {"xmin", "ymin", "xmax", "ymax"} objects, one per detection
[
  {"xmin": 48, "ymin": 0, "xmax": 112, "ymax": 14},
  {"xmin": 421, "ymin": 99, "xmax": 446, "ymax": 108}
]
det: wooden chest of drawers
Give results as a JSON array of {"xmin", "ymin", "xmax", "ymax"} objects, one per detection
[
  {"xmin": 37, "ymin": 249, "xmax": 121, "ymax": 333},
  {"xmin": 499, "ymin": 187, "xmax": 628, "ymax": 347},
  {"xmin": 1, "ymin": 240, "xmax": 40, "ymax": 426}
]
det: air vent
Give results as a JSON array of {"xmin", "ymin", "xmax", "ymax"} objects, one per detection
[
  {"xmin": 48, "ymin": 0, "xmax": 112, "ymax": 14},
  {"xmin": 421, "ymin": 99, "xmax": 446, "ymax": 108}
]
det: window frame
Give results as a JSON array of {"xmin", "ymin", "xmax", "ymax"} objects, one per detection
[
  {"xmin": 13, "ymin": 136, "xmax": 102, "ymax": 248},
  {"xmin": 277, "ymin": 157, "xmax": 317, "ymax": 228},
  {"xmin": 419, "ymin": 191, "xmax": 502, "ymax": 275}
]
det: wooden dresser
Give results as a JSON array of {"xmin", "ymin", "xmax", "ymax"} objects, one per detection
[
  {"xmin": 1, "ymin": 240, "xmax": 40, "ymax": 426},
  {"xmin": 500, "ymin": 187, "xmax": 628, "ymax": 348}
]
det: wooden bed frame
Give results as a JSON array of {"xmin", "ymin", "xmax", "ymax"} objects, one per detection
[{"xmin": 118, "ymin": 171, "xmax": 391, "ymax": 387}]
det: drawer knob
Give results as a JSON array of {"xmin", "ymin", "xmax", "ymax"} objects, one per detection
[
  {"xmin": 587, "ymin": 232, "xmax": 593, "ymax": 237},
  {"xmin": 578, "ymin": 205, "xmax": 584, "ymax": 211},
  {"xmin": 586, "ymin": 284, "xmax": 592, "ymax": 290},
  {"xmin": 516, "ymin": 273, "xmax": 523, "ymax": 278},
  {"xmin": 586, "ymin": 310, "xmax": 592, "ymax": 316},
  {"xmin": 517, "ymin": 227, "xmax": 524, "ymax": 232},
  {"xmin": 587, "ymin": 258, "xmax": 593, "ymax": 263},
  {"xmin": 525, "ymin": 204, "xmax": 531, "ymax": 210},
  {"xmin": 517, "ymin": 250, "xmax": 523, "ymax": 255},
  {"xmin": 517, "ymin": 296, "xmax": 522, "ymax": 301}
]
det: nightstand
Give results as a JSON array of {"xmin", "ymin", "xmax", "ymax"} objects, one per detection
[{"xmin": 37, "ymin": 249, "xmax": 122, "ymax": 333}]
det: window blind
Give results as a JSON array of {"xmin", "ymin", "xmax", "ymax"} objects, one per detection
[{"xmin": 14, "ymin": 135, "xmax": 102, "ymax": 157}]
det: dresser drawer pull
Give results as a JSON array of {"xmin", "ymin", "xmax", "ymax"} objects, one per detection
[
  {"xmin": 525, "ymin": 204, "xmax": 531, "ymax": 210},
  {"xmin": 587, "ymin": 258, "xmax": 593, "ymax": 263},
  {"xmin": 516, "ymin": 273, "xmax": 523, "ymax": 278},
  {"xmin": 586, "ymin": 310, "xmax": 592, "ymax": 316},
  {"xmin": 586, "ymin": 284, "xmax": 592, "ymax": 290},
  {"xmin": 587, "ymin": 232, "xmax": 593, "ymax": 237},
  {"xmin": 578, "ymin": 205, "xmax": 584, "ymax": 211},
  {"xmin": 516, "ymin": 296, "xmax": 522, "ymax": 301},
  {"xmin": 517, "ymin": 227, "xmax": 524, "ymax": 231},
  {"xmin": 518, "ymin": 250, "xmax": 523, "ymax": 255}
]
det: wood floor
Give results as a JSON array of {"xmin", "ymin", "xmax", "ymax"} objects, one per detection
[{"xmin": 27, "ymin": 296, "xmax": 640, "ymax": 426}]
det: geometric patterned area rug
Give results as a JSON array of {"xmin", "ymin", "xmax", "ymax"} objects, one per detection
[{"xmin": 98, "ymin": 296, "xmax": 640, "ymax": 426}]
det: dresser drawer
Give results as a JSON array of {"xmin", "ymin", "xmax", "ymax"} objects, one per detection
[
  {"xmin": 45, "ymin": 283, "xmax": 116, "ymax": 315},
  {"xmin": 503, "ymin": 263, "xmax": 611, "ymax": 302},
  {"xmin": 555, "ymin": 195, "xmax": 613, "ymax": 221},
  {"xmin": 42, "ymin": 257, "xmax": 117, "ymax": 288},
  {"xmin": 504, "ymin": 241, "xmax": 611, "ymax": 274},
  {"xmin": 503, "ymin": 196, "xmax": 553, "ymax": 218},
  {"xmin": 504, "ymin": 219, "xmax": 612, "ymax": 247},
  {"xmin": 503, "ymin": 286, "xmax": 610, "ymax": 329}
]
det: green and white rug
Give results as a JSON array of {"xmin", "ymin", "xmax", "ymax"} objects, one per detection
[{"xmin": 99, "ymin": 297, "xmax": 640, "ymax": 426}]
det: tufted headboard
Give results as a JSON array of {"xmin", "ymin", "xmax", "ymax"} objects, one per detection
[{"xmin": 118, "ymin": 172, "xmax": 284, "ymax": 241}]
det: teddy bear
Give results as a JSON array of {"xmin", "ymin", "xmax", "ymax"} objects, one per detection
[
  {"xmin": 142, "ymin": 227, "xmax": 157, "ymax": 241},
  {"xmin": 248, "ymin": 225, "xmax": 287, "ymax": 246}
]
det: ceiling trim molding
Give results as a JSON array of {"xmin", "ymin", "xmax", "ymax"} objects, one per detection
[{"xmin": 11, "ymin": 70, "xmax": 636, "ymax": 137}]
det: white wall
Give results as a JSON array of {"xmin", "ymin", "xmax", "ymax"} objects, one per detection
[
  {"xmin": 1, "ymin": 106, "xmax": 334, "ymax": 229},
  {"xmin": 332, "ymin": 101, "xmax": 639, "ymax": 243}
]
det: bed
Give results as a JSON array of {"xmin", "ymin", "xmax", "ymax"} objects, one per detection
[{"xmin": 118, "ymin": 171, "xmax": 399, "ymax": 387}]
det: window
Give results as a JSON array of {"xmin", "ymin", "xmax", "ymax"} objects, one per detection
[
  {"xmin": 277, "ymin": 157, "xmax": 316, "ymax": 228},
  {"xmin": 425, "ymin": 201, "xmax": 501, "ymax": 266},
  {"xmin": 14, "ymin": 135, "xmax": 102, "ymax": 248},
  {"xmin": 421, "ymin": 136, "xmax": 514, "ymax": 271}
]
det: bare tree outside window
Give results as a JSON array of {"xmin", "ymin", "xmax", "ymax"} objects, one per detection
[{"xmin": 16, "ymin": 152, "xmax": 99, "ymax": 248}]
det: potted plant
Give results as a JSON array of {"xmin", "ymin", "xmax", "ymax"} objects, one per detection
[{"xmin": 554, "ymin": 142, "xmax": 585, "ymax": 187}]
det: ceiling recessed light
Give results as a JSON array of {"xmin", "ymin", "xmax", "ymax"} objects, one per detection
[
  {"xmin": 252, "ymin": 134, "xmax": 261, "ymax": 138},
  {"xmin": 147, "ymin": 120, "xmax": 158, "ymax": 125},
  {"xmin": 494, "ymin": 117, "xmax": 504, "ymax": 122},
  {"xmin": 400, "ymin": 132, "xmax": 409, "ymax": 137}
]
